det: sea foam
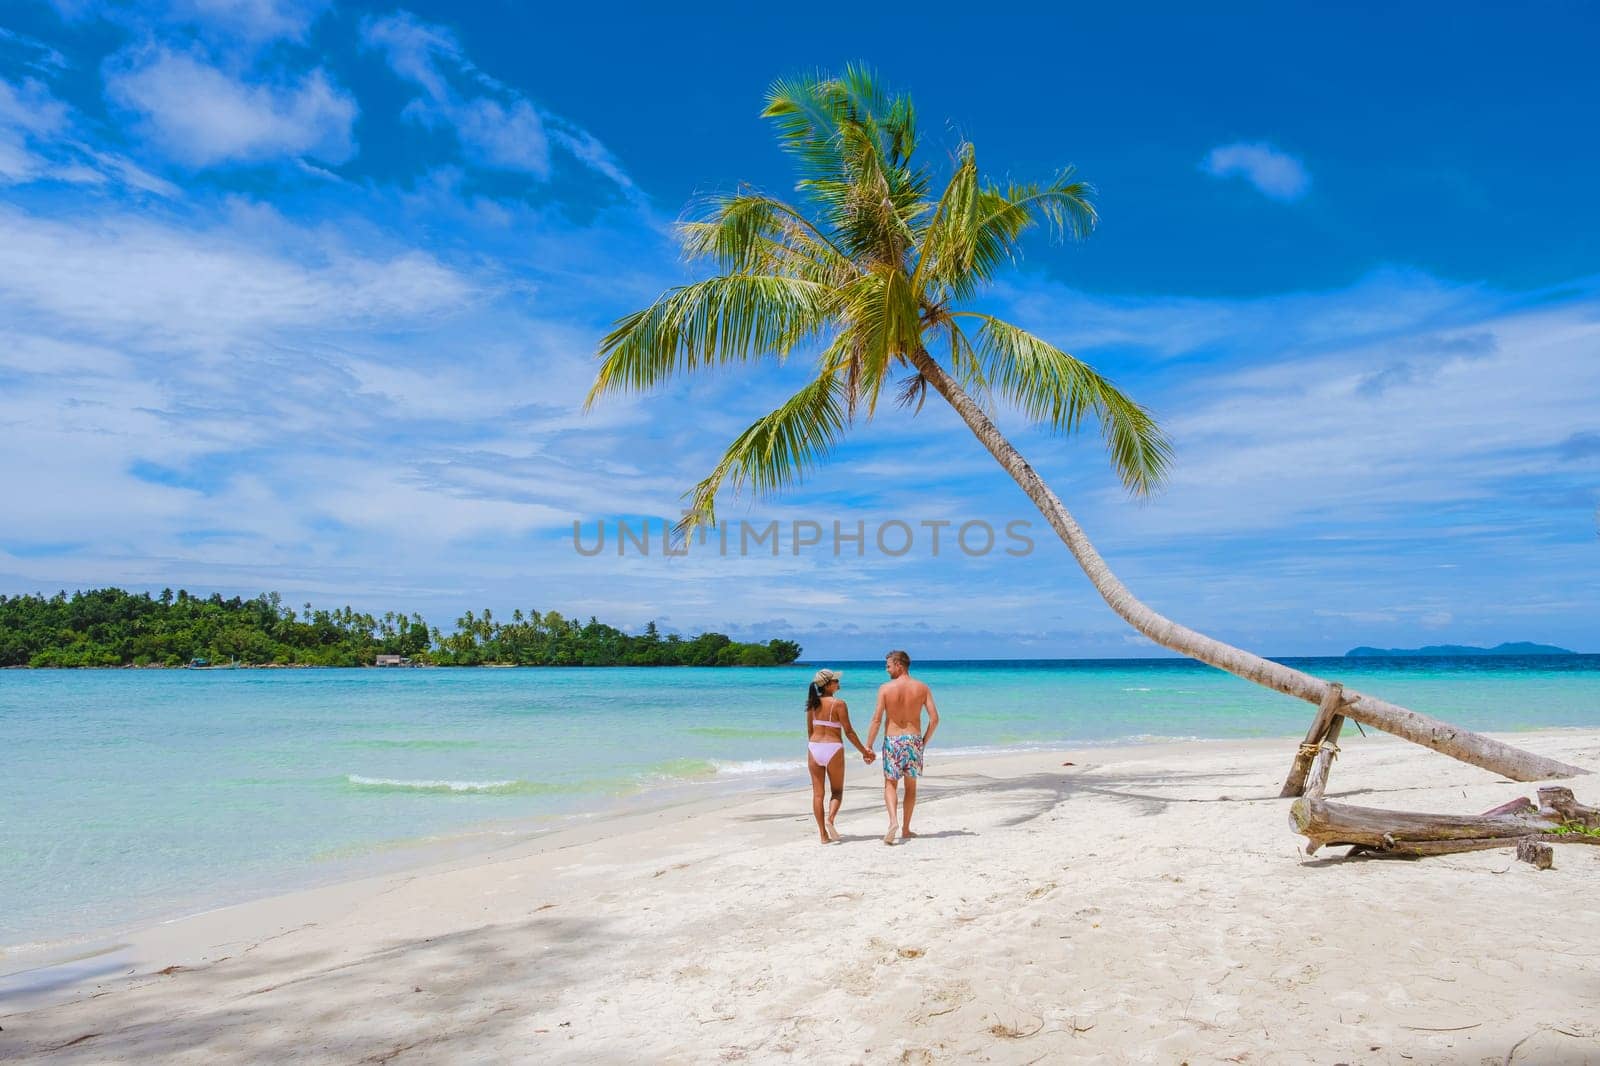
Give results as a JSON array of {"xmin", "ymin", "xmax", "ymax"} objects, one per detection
[{"xmin": 344, "ymin": 775, "xmax": 557, "ymax": 795}]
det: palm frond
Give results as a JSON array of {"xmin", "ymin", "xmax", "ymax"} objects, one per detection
[
  {"xmin": 945, "ymin": 319, "xmax": 994, "ymax": 413},
  {"xmin": 958, "ymin": 313, "xmax": 1172, "ymax": 494},
  {"xmin": 678, "ymin": 192, "xmax": 855, "ymax": 282},
  {"xmin": 986, "ymin": 170, "xmax": 1098, "ymax": 244},
  {"xmin": 835, "ymin": 266, "xmax": 920, "ymax": 415},
  {"xmin": 587, "ymin": 275, "xmax": 836, "ymax": 406},
  {"xmin": 883, "ymin": 91, "xmax": 917, "ymax": 168},
  {"xmin": 764, "ymin": 66, "xmax": 928, "ymax": 269},
  {"xmin": 893, "ymin": 372, "xmax": 930, "ymax": 413},
  {"xmin": 921, "ymin": 166, "xmax": 1098, "ymax": 301},
  {"xmin": 762, "ymin": 72, "xmax": 850, "ymax": 176},
  {"xmin": 678, "ymin": 371, "xmax": 851, "ymax": 533},
  {"xmin": 912, "ymin": 143, "xmax": 980, "ymax": 293}
]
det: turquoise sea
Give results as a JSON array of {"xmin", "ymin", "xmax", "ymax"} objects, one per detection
[{"xmin": 2, "ymin": 656, "xmax": 1597, "ymax": 954}]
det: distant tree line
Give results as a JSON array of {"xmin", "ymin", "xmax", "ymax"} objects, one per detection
[{"xmin": 0, "ymin": 588, "xmax": 802, "ymax": 668}]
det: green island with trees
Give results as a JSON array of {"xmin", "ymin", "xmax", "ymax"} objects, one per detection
[{"xmin": 0, "ymin": 588, "xmax": 802, "ymax": 668}]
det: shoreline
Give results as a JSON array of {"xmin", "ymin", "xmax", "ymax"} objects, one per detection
[
  {"xmin": 1, "ymin": 733, "xmax": 1272, "ymax": 970},
  {"xmin": 8, "ymin": 650, "xmax": 1599, "ymax": 670},
  {"xmin": 6, "ymin": 726, "xmax": 1598, "ymax": 975},
  {"xmin": 4, "ymin": 728, "xmax": 1598, "ymax": 1063}
]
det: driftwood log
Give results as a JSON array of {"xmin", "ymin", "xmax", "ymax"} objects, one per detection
[{"xmin": 1291, "ymin": 787, "xmax": 1600, "ymax": 857}]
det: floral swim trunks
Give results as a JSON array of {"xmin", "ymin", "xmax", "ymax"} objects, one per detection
[{"xmin": 882, "ymin": 734, "xmax": 924, "ymax": 781}]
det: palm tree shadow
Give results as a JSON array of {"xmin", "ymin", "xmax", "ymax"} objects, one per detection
[
  {"xmin": 929, "ymin": 766, "xmax": 1279, "ymax": 825},
  {"xmin": 741, "ymin": 765, "xmax": 1296, "ymax": 833},
  {"xmin": 3, "ymin": 914, "xmax": 611, "ymax": 1062}
]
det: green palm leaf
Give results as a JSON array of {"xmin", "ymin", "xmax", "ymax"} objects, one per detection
[
  {"xmin": 957, "ymin": 312, "xmax": 1172, "ymax": 494},
  {"xmin": 588, "ymin": 275, "xmax": 837, "ymax": 406},
  {"xmin": 679, "ymin": 370, "xmax": 851, "ymax": 532}
]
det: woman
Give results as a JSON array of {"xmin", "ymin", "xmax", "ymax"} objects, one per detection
[{"xmin": 805, "ymin": 667, "xmax": 873, "ymax": 844}]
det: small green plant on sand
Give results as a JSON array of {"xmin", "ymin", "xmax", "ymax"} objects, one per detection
[{"xmin": 1544, "ymin": 821, "xmax": 1600, "ymax": 838}]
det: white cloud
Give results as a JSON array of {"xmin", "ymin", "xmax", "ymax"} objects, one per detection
[
  {"xmin": 161, "ymin": 0, "xmax": 330, "ymax": 44},
  {"xmin": 0, "ymin": 26, "xmax": 69, "ymax": 72},
  {"xmin": 0, "ymin": 205, "xmax": 475, "ymax": 349},
  {"xmin": 0, "ymin": 74, "xmax": 178, "ymax": 194},
  {"xmin": 440, "ymin": 96, "xmax": 550, "ymax": 176},
  {"xmin": 105, "ymin": 47, "xmax": 357, "ymax": 166},
  {"xmin": 45, "ymin": 0, "xmax": 328, "ymax": 45},
  {"xmin": 996, "ymin": 267, "xmax": 1489, "ymax": 362},
  {"xmin": 364, "ymin": 12, "xmax": 549, "ymax": 177},
  {"xmin": 0, "ymin": 75, "xmax": 72, "ymax": 182},
  {"xmin": 547, "ymin": 120, "xmax": 634, "ymax": 192},
  {"xmin": 1202, "ymin": 141, "xmax": 1310, "ymax": 201},
  {"xmin": 360, "ymin": 11, "xmax": 454, "ymax": 100},
  {"xmin": 1032, "ymin": 283, "xmax": 1600, "ymax": 556},
  {"xmin": 362, "ymin": 11, "xmax": 634, "ymax": 193},
  {"xmin": 0, "ymin": 76, "xmax": 70, "ymax": 137}
]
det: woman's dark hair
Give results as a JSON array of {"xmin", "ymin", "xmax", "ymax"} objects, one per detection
[{"xmin": 806, "ymin": 681, "xmax": 823, "ymax": 714}]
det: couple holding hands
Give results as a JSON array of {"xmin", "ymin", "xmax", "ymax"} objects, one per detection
[{"xmin": 805, "ymin": 650, "xmax": 940, "ymax": 846}]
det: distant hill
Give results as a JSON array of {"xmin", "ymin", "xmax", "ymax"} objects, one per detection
[{"xmin": 1345, "ymin": 641, "xmax": 1576, "ymax": 658}]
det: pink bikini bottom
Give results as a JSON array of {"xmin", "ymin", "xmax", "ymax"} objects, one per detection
[{"xmin": 807, "ymin": 741, "xmax": 844, "ymax": 766}]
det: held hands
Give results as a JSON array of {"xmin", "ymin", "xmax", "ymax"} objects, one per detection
[{"xmin": 861, "ymin": 750, "xmax": 876, "ymax": 764}]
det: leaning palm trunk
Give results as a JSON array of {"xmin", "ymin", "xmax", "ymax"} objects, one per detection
[{"xmin": 907, "ymin": 348, "xmax": 1587, "ymax": 782}]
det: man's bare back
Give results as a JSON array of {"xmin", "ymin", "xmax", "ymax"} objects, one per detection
[
  {"xmin": 867, "ymin": 651, "xmax": 940, "ymax": 845},
  {"xmin": 877, "ymin": 674, "xmax": 934, "ymax": 738}
]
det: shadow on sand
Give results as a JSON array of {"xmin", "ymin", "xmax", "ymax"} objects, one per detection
[{"xmin": 2, "ymin": 914, "xmax": 609, "ymax": 1063}]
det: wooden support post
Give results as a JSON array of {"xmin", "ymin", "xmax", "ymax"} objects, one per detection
[
  {"xmin": 1304, "ymin": 715, "xmax": 1346, "ymax": 800},
  {"xmin": 1280, "ymin": 682, "xmax": 1345, "ymax": 798}
]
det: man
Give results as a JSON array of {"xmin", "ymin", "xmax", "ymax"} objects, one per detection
[{"xmin": 866, "ymin": 649, "xmax": 939, "ymax": 845}]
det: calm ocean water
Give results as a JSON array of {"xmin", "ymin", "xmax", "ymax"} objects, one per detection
[{"xmin": 2, "ymin": 656, "xmax": 1597, "ymax": 952}]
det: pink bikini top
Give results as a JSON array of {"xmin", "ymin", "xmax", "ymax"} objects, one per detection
[{"xmin": 813, "ymin": 719, "xmax": 842, "ymax": 729}]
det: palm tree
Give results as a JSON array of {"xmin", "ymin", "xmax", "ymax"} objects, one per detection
[{"xmin": 588, "ymin": 67, "xmax": 1581, "ymax": 782}]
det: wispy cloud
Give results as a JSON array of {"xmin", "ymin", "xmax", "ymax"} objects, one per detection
[
  {"xmin": 361, "ymin": 10, "xmax": 637, "ymax": 196},
  {"xmin": 0, "ymin": 72, "xmax": 177, "ymax": 194},
  {"xmin": 47, "ymin": 0, "xmax": 330, "ymax": 45},
  {"xmin": 158, "ymin": 0, "xmax": 331, "ymax": 44},
  {"xmin": 0, "ymin": 204, "xmax": 473, "ymax": 347},
  {"xmin": 0, "ymin": 25, "xmax": 69, "ymax": 72},
  {"xmin": 105, "ymin": 46, "xmax": 357, "ymax": 166},
  {"xmin": 1202, "ymin": 141, "xmax": 1310, "ymax": 201},
  {"xmin": 0, "ymin": 76, "xmax": 71, "ymax": 182},
  {"xmin": 995, "ymin": 267, "xmax": 1493, "ymax": 364}
]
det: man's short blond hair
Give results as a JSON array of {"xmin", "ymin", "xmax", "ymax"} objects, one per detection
[{"xmin": 886, "ymin": 649, "xmax": 911, "ymax": 669}]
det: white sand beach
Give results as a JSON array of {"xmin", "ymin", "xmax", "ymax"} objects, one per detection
[{"xmin": 4, "ymin": 729, "xmax": 1599, "ymax": 1065}]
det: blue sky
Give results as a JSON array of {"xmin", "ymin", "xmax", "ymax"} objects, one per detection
[{"xmin": 1, "ymin": 1, "xmax": 1597, "ymax": 658}]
